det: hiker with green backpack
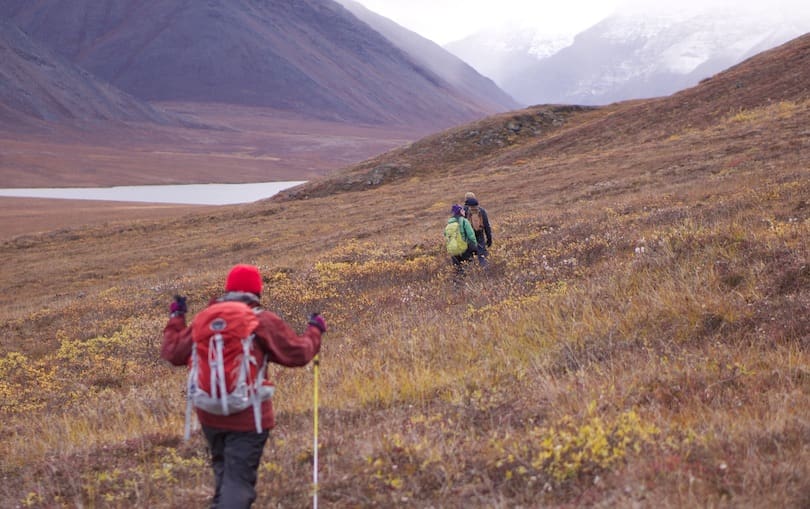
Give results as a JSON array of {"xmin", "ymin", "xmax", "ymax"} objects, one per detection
[
  {"xmin": 444, "ymin": 204, "xmax": 478, "ymax": 277},
  {"xmin": 161, "ymin": 264, "xmax": 326, "ymax": 509}
]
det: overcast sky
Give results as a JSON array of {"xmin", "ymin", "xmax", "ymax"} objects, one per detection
[{"xmin": 349, "ymin": 0, "xmax": 809, "ymax": 45}]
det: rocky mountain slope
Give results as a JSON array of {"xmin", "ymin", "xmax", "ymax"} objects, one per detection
[
  {"xmin": 0, "ymin": 0, "xmax": 512, "ymax": 128},
  {"xmin": 0, "ymin": 20, "xmax": 177, "ymax": 130},
  {"xmin": 336, "ymin": 0, "xmax": 520, "ymax": 112}
]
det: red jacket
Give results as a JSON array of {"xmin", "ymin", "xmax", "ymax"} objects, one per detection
[{"xmin": 162, "ymin": 295, "xmax": 321, "ymax": 431}]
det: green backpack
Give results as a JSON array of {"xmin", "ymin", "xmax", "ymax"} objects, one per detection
[{"xmin": 444, "ymin": 219, "xmax": 468, "ymax": 256}]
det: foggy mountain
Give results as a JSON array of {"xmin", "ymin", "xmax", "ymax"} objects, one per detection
[
  {"xmin": 0, "ymin": 0, "xmax": 512, "ymax": 129},
  {"xmin": 445, "ymin": 26, "xmax": 574, "ymax": 99},
  {"xmin": 335, "ymin": 0, "xmax": 520, "ymax": 112},
  {"xmin": 447, "ymin": 4, "xmax": 810, "ymax": 106}
]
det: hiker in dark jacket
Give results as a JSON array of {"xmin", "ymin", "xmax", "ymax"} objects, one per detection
[
  {"xmin": 162, "ymin": 264, "xmax": 325, "ymax": 509},
  {"xmin": 463, "ymin": 192, "xmax": 492, "ymax": 266}
]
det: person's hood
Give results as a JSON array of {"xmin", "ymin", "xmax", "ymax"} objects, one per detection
[{"xmin": 218, "ymin": 291, "xmax": 261, "ymax": 306}]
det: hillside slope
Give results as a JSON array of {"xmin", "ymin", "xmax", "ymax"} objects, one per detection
[
  {"xmin": 0, "ymin": 34, "xmax": 808, "ymax": 509},
  {"xmin": 336, "ymin": 0, "xmax": 520, "ymax": 112},
  {"xmin": 0, "ymin": 0, "xmax": 509, "ymax": 128},
  {"xmin": 0, "ymin": 20, "xmax": 177, "ymax": 130},
  {"xmin": 280, "ymin": 33, "xmax": 810, "ymax": 200}
]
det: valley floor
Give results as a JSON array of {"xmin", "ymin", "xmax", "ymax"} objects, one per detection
[{"xmin": 0, "ymin": 197, "xmax": 213, "ymax": 240}]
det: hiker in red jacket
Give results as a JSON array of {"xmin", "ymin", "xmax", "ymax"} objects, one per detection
[{"xmin": 162, "ymin": 263, "xmax": 325, "ymax": 509}]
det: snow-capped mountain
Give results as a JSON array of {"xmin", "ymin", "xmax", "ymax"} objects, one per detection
[
  {"xmin": 447, "ymin": 2, "xmax": 810, "ymax": 106},
  {"xmin": 445, "ymin": 25, "xmax": 574, "ymax": 95}
]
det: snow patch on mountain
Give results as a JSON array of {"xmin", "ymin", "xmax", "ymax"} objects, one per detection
[
  {"xmin": 444, "ymin": 25, "xmax": 577, "ymax": 87},
  {"xmin": 604, "ymin": 6, "xmax": 809, "ymax": 76},
  {"xmin": 450, "ymin": 1, "xmax": 810, "ymax": 106}
]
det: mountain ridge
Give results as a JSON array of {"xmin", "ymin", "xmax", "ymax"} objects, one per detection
[
  {"xmin": 0, "ymin": 0, "xmax": 512, "ymax": 128},
  {"xmin": 0, "ymin": 19, "xmax": 179, "ymax": 131},
  {"xmin": 336, "ymin": 0, "xmax": 520, "ymax": 112},
  {"xmin": 447, "ymin": 3, "xmax": 810, "ymax": 106}
]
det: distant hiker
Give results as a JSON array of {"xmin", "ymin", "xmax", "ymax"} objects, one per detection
[
  {"xmin": 445, "ymin": 204, "xmax": 478, "ymax": 279},
  {"xmin": 161, "ymin": 264, "xmax": 326, "ymax": 509},
  {"xmin": 463, "ymin": 191, "xmax": 492, "ymax": 267}
]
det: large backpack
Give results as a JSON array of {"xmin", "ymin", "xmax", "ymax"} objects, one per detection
[
  {"xmin": 467, "ymin": 206, "xmax": 483, "ymax": 232},
  {"xmin": 444, "ymin": 219, "xmax": 468, "ymax": 256},
  {"xmin": 184, "ymin": 300, "xmax": 275, "ymax": 438}
]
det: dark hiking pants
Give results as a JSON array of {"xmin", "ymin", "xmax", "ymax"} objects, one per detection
[
  {"xmin": 203, "ymin": 425, "xmax": 270, "ymax": 509},
  {"xmin": 474, "ymin": 232, "xmax": 488, "ymax": 266}
]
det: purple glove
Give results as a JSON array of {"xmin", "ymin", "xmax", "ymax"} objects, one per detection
[
  {"xmin": 307, "ymin": 313, "xmax": 327, "ymax": 333},
  {"xmin": 170, "ymin": 295, "xmax": 187, "ymax": 317}
]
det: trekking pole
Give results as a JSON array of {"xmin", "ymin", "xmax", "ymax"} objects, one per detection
[{"xmin": 312, "ymin": 354, "xmax": 320, "ymax": 509}]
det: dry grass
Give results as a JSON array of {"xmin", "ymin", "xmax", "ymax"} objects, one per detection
[{"xmin": 2, "ymin": 39, "xmax": 810, "ymax": 507}]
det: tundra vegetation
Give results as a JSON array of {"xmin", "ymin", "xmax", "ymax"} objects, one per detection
[{"xmin": 1, "ymin": 38, "xmax": 809, "ymax": 508}]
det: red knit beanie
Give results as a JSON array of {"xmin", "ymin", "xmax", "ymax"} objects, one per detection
[{"xmin": 225, "ymin": 264, "xmax": 263, "ymax": 295}]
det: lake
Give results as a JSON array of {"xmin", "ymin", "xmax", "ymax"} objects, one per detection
[{"xmin": 0, "ymin": 181, "xmax": 307, "ymax": 205}]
